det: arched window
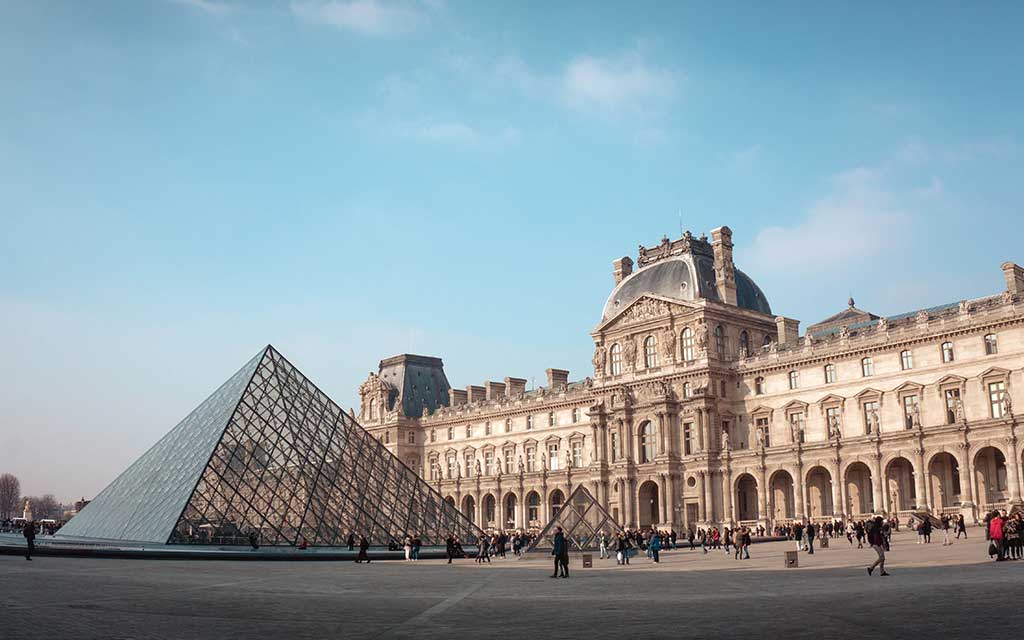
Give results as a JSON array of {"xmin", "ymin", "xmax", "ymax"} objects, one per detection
[
  {"xmin": 643, "ymin": 335, "xmax": 659, "ymax": 368},
  {"xmin": 861, "ymin": 357, "xmax": 874, "ymax": 377},
  {"xmin": 985, "ymin": 334, "xmax": 998, "ymax": 355},
  {"xmin": 527, "ymin": 493, "xmax": 540, "ymax": 522},
  {"xmin": 941, "ymin": 341, "xmax": 955, "ymax": 363},
  {"xmin": 739, "ymin": 331, "xmax": 750, "ymax": 358},
  {"xmin": 715, "ymin": 325, "xmax": 726, "ymax": 356},
  {"xmin": 824, "ymin": 363, "xmax": 836, "ymax": 384},
  {"xmin": 369, "ymin": 398, "xmax": 377, "ymax": 420},
  {"xmin": 754, "ymin": 377, "xmax": 765, "ymax": 395},
  {"xmin": 640, "ymin": 421, "xmax": 656, "ymax": 463},
  {"xmin": 681, "ymin": 328, "xmax": 695, "ymax": 361},
  {"xmin": 682, "ymin": 382, "xmax": 691, "ymax": 398},
  {"xmin": 763, "ymin": 334, "xmax": 772, "ymax": 347},
  {"xmin": 788, "ymin": 370, "xmax": 799, "ymax": 389},
  {"xmin": 610, "ymin": 343, "xmax": 623, "ymax": 375},
  {"xmin": 900, "ymin": 350, "xmax": 913, "ymax": 370}
]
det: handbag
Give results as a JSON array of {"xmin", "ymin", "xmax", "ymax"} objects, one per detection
[{"xmin": 988, "ymin": 542, "xmax": 997, "ymax": 556}]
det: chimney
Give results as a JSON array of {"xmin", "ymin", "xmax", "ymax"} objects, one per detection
[
  {"xmin": 710, "ymin": 226, "xmax": 738, "ymax": 306},
  {"xmin": 1002, "ymin": 262, "xmax": 1024, "ymax": 296},
  {"xmin": 546, "ymin": 368, "xmax": 569, "ymax": 389},
  {"xmin": 450, "ymin": 389, "xmax": 468, "ymax": 406},
  {"xmin": 485, "ymin": 381, "xmax": 506, "ymax": 401},
  {"xmin": 613, "ymin": 256, "xmax": 633, "ymax": 284},
  {"xmin": 775, "ymin": 316, "xmax": 800, "ymax": 346},
  {"xmin": 504, "ymin": 377, "xmax": 527, "ymax": 396},
  {"xmin": 466, "ymin": 385, "xmax": 486, "ymax": 403}
]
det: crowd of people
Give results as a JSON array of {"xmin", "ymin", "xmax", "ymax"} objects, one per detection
[
  {"xmin": 1, "ymin": 518, "xmax": 62, "ymax": 536},
  {"xmin": 985, "ymin": 509, "xmax": 1023, "ymax": 561}
]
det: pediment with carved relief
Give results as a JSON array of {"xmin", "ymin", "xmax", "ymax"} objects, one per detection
[{"xmin": 597, "ymin": 295, "xmax": 694, "ymax": 332}]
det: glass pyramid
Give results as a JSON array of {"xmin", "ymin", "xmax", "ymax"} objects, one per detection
[
  {"xmin": 524, "ymin": 485, "xmax": 623, "ymax": 553},
  {"xmin": 58, "ymin": 346, "xmax": 481, "ymax": 548}
]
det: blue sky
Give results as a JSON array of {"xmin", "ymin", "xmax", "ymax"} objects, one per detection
[{"xmin": 2, "ymin": 0, "xmax": 1022, "ymax": 500}]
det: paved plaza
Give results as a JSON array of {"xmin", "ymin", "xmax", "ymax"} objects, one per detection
[{"xmin": 1, "ymin": 532, "xmax": 1017, "ymax": 639}]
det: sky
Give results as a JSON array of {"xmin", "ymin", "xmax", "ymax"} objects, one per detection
[{"xmin": 1, "ymin": 0, "xmax": 1022, "ymax": 501}]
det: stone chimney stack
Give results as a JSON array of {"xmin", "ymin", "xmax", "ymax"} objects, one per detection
[
  {"xmin": 1002, "ymin": 262, "xmax": 1024, "ymax": 296},
  {"xmin": 710, "ymin": 226, "xmax": 738, "ymax": 306},
  {"xmin": 546, "ymin": 368, "xmax": 569, "ymax": 390},
  {"xmin": 450, "ymin": 389, "xmax": 468, "ymax": 406},
  {"xmin": 504, "ymin": 377, "xmax": 527, "ymax": 396},
  {"xmin": 613, "ymin": 256, "xmax": 634, "ymax": 284},
  {"xmin": 485, "ymin": 381, "xmax": 506, "ymax": 401},
  {"xmin": 466, "ymin": 385, "xmax": 486, "ymax": 403},
  {"xmin": 775, "ymin": 316, "xmax": 800, "ymax": 346}
]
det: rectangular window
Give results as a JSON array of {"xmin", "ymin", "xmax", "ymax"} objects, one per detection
[
  {"xmin": 447, "ymin": 427, "xmax": 454, "ymax": 441},
  {"xmin": 572, "ymin": 408, "xmax": 580, "ymax": 423},
  {"xmin": 407, "ymin": 432, "xmax": 415, "ymax": 445},
  {"xmin": 788, "ymin": 371, "xmax": 799, "ymax": 390},
  {"xmin": 611, "ymin": 431, "xmax": 620, "ymax": 461},
  {"xmin": 944, "ymin": 388, "xmax": 961, "ymax": 424},
  {"xmin": 989, "ymin": 381, "xmax": 1006, "ymax": 418},
  {"xmin": 447, "ymin": 456, "xmax": 456, "ymax": 478},
  {"xmin": 526, "ymin": 415, "xmax": 533, "ymax": 430},
  {"xmin": 548, "ymin": 412, "xmax": 556, "ymax": 427},
  {"xmin": 861, "ymin": 357, "xmax": 874, "ymax": 377},
  {"xmin": 485, "ymin": 422, "xmax": 491, "ymax": 436},
  {"xmin": 465, "ymin": 425, "xmax": 472, "ymax": 438},
  {"xmin": 505, "ymin": 419, "xmax": 512, "ymax": 433},
  {"xmin": 826, "ymin": 406, "xmax": 841, "ymax": 436},
  {"xmin": 429, "ymin": 460, "xmax": 439, "ymax": 481},
  {"xmin": 756, "ymin": 416, "xmax": 770, "ymax": 447},
  {"xmin": 484, "ymin": 451, "xmax": 493, "ymax": 475},
  {"xmin": 504, "ymin": 449, "xmax": 514, "ymax": 474},
  {"xmin": 683, "ymin": 423, "xmax": 693, "ymax": 455},
  {"xmin": 430, "ymin": 429, "xmax": 436, "ymax": 443},
  {"xmin": 548, "ymin": 444, "xmax": 559, "ymax": 471},
  {"xmin": 526, "ymin": 447, "xmax": 536, "ymax": 472},
  {"xmin": 789, "ymin": 412, "xmax": 804, "ymax": 443},
  {"xmin": 901, "ymin": 350, "xmax": 913, "ymax": 371},
  {"xmin": 862, "ymin": 400, "xmax": 880, "ymax": 434},
  {"xmin": 903, "ymin": 395, "xmax": 919, "ymax": 430},
  {"xmin": 824, "ymin": 364, "xmax": 836, "ymax": 384},
  {"xmin": 942, "ymin": 342, "xmax": 955, "ymax": 363},
  {"xmin": 985, "ymin": 334, "xmax": 999, "ymax": 355},
  {"xmin": 572, "ymin": 441, "xmax": 583, "ymax": 468},
  {"xmin": 464, "ymin": 453, "xmax": 473, "ymax": 477}
]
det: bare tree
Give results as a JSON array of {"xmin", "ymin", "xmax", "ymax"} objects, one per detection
[
  {"xmin": 0, "ymin": 474, "xmax": 19, "ymax": 520},
  {"xmin": 36, "ymin": 494, "xmax": 60, "ymax": 520}
]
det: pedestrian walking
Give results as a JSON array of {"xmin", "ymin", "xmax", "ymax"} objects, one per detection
[
  {"xmin": 23, "ymin": 520, "xmax": 35, "ymax": 561},
  {"xmin": 941, "ymin": 515, "xmax": 951, "ymax": 546},
  {"xmin": 445, "ymin": 534, "xmax": 456, "ymax": 563},
  {"xmin": 477, "ymin": 535, "xmax": 491, "ymax": 563},
  {"xmin": 649, "ymin": 530, "xmax": 661, "ymax": 563},
  {"xmin": 355, "ymin": 535, "xmax": 370, "ymax": 563},
  {"xmin": 988, "ymin": 511, "xmax": 1005, "ymax": 561},
  {"xmin": 955, "ymin": 514, "xmax": 967, "ymax": 539},
  {"xmin": 551, "ymin": 527, "xmax": 569, "ymax": 578},
  {"xmin": 599, "ymin": 532, "xmax": 609, "ymax": 560},
  {"xmin": 805, "ymin": 522, "xmax": 816, "ymax": 554},
  {"xmin": 347, "ymin": 533, "xmax": 355, "ymax": 551},
  {"xmin": 866, "ymin": 516, "xmax": 889, "ymax": 576}
]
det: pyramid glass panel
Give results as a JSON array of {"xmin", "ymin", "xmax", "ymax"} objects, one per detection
[
  {"xmin": 524, "ymin": 485, "xmax": 623, "ymax": 553},
  {"xmin": 58, "ymin": 346, "xmax": 482, "ymax": 548}
]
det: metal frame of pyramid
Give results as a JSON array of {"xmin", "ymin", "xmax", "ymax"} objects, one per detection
[
  {"xmin": 57, "ymin": 345, "xmax": 483, "ymax": 548},
  {"xmin": 522, "ymin": 484, "xmax": 624, "ymax": 554}
]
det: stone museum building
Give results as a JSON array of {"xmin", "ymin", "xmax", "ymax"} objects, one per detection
[{"xmin": 357, "ymin": 227, "xmax": 1024, "ymax": 533}]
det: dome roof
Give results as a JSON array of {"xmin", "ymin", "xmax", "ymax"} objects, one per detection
[{"xmin": 601, "ymin": 256, "xmax": 771, "ymax": 321}]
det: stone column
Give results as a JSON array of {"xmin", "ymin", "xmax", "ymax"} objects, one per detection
[
  {"xmin": 726, "ymin": 468, "xmax": 736, "ymax": 526},
  {"xmin": 658, "ymin": 473, "xmax": 668, "ymax": 524},
  {"xmin": 1005, "ymin": 437, "xmax": 1022, "ymax": 503},
  {"xmin": 831, "ymin": 462, "xmax": 842, "ymax": 518},
  {"xmin": 795, "ymin": 465, "xmax": 806, "ymax": 520},
  {"xmin": 704, "ymin": 470, "xmax": 715, "ymax": 524},
  {"xmin": 957, "ymin": 443, "xmax": 975, "ymax": 522},
  {"xmin": 666, "ymin": 473, "xmax": 677, "ymax": 528},
  {"xmin": 758, "ymin": 466, "xmax": 769, "ymax": 526},
  {"xmin": 914, "ymin": 447, "xmax": 929, "ymax": 511},
  {"xmin": 619, "ymin": 479, "xmax": 628, "ymax": 525},
  {"xmin": 697, "ymin": 471, "xmax": 707, "ymax": 523},
  {"xmin": 871, "ymin": 453, "xmax": 884, "ymax": 515},
  {"xmin": 697, "ymin": 409, "xmax": 706, "ymax": 451},
  {"xmin": 626, "ymin": 420, "xmax": 636, "ymax": 463},
  {"xmin": 541, "ymin": 482, "xmax": 549, "ymax": 524}
]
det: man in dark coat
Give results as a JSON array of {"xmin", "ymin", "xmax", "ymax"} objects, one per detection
[
  {"xmin": 445, "ymin": 534, "xmax": 456, "ymax": 564},
  {"xmin": 805, "ymin": 522, "xmax": 816, "ymax": 554},
  {"xmin": 551, "ymin": 526, "xmax": 569, "ymax": 578},
  {"xmin": 355, "ymin": 535, "xmax": 371, "ymax": 563},
  {"xmin": 23, "ymin": 520, "xmax": 35, "ymax": 561},
  {"xmin": 347, "ymin": 533, "xmax": 355, "ymax": 551}
]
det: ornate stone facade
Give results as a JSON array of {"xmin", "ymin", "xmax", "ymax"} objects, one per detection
[{"xmin": 357, "ymin": 228, "xmax": 1024, "ymax": 532}]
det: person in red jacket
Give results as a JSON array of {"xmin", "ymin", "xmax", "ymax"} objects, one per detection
[{"xmin": 989, "ymin": 511, "xmax": 1005, "ymax": 561}]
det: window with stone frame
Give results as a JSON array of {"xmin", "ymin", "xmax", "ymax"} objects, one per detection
[
  {"xmin": 900, "ymin": 350, "xmax": 913, "ymax": 370},
  {"xmin": 547, "ymin": 443, "xmax": 559, "ymax": 470},
  {"xmin": 644, "ymin": 335, "xmax": 659, "ymax": 368},
  {"xmin": 681, "ymin": 327, "xmax": 695, "ymax": 362},
  {"xmin": 447, "ymin": 426, "xmax": 454, "ymax": 440},
  {"xmin": 788, "ymin": 370, "xmax": 799, "ymax": 390},
  {"xmin": 505, "ymin": 418, "xmax": 512, "ymax": 433},
  {"xmin": 527, "ymin": 493, "xmax": 540, "ymax": 521},
  {"xmin": 548, "ymin": 411, "xmax": 556, "ymax": 427},
  {"xmin": 723, "ymin": 419, "xmax": 737, "ymax": 449},
  {"xmin": 941, "ymin": 341, "xmax": 955, "ymax": 363},
  {"xmin": 825, "ymin": 406, "xmax": 841, "ymax": 436},
  {"xmin": 484, "ymin": 421, "xmax": 492, "ymax": 436},
  {"xmin": 739, "ymin": 331, "xmax": 750, "ymax": 358},
  {"xmin": 985, "ymin": 334, "xmax": 998, "ymax": 355},
  {"xmin": 429, "ymin": 458, "xmax": 440, "ymax": 481},
  {"xmin": 720, "ymin": 380, "xmax": 727, "ymax": 397},
  {"xmin": 861, "ymin": 357, "xmax": 874, "ymax": 377},
  {"xmin": 682, "ymin": 382, "xmax": 691, "ymax": 398},
  {"xmin": 430, "ymin": 429, "xmax": 436, "ymax": 443},
  {"xmin": 862, "ymin": 400, "xmax": 880, "ymax": 434},
  {"xmin": 369, "ymin": 398, "xmax": 377, "ymax": 420},
  {"xmin": 526, "ymin": 415, "xmax": 533, "ymax": 430},
  {"xmin": 610, "ymin": 343, "xmax": 623, "ymax": 375},
  {"xmin": 715, "ymin": 324, "xmax": 726, "ymax": 356},
  {"xmin": 464, "ymin": 453, "xmax": 473, "ymax": 477},
  {"xmin": 446, "ymin": 455, "xmax": 457, "ymax": 478},
  {"xmin": 504, "ymin": 448, "xmax": 514, "ymax": 473},
  {"xmin": 683, "ymin": 422, "xmax": 694, "ymax": 455},
  {"xmin": 989, "ymin": 381, "xmax": 1007, "ymax": 418},
  {"xmin": 755, "ymin": 416, "xmax": 770, "ymax": 447},
  {"xmin": 484, "ymin": 450, "xmax": 494, "ymax": 475},
  {"xmin": 944, "ymin": 388, "xmax": 961, "ymax": 424},
  {"xmin": 903, "ymin": 395, "xmax": 919, "ymax": 430},
  {"xmin": 754, "ymin": 376, "xmax": 765, "ymax": 395},
  {"xmin": 526, "ymin": 446, "xmax": 536, "ymax": 472},
  {"xmin": 407, "ymin": 431, "xmax": 415, "ymax": 445},
  {"xmin": 639, "ymin": 422, "xmax": 656, "ymax": 463},
  {"xmin": 465, "ymin": 424, "xmax": 472, "ymax": 438},
  {"xmin": 572, "ymin": 407, "xmax": 580, "ymax": 423},
  {"xmin": 788, "ymin": 411, "xmax": 804, "ymax": 443},
  {"xmin": 824, "ymin": 363, "xmax": 836, "ymax": 384},
  {"xmin": 384, "ymin": 431, "xmax": 390, "ymax": 444},
  {"xmin": 571, "ymin": 440, "xmax": 583, "ymax": 468}
]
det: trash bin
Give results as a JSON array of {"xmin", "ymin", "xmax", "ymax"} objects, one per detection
[
  {"xmin": 582, "ymin": 554, "xmax": 593, "ymax": 568},
  {"xmin": 785, "ymin": 550, "xmax": 798, "ymax": 568}
]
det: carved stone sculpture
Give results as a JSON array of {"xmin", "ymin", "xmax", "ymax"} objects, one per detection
[
  {"xmin": 623, "ymin": 338, "xmax": 637, "ymax": 371},
  {"xmin": 592, "ymin": 346, "xmax": 607, "ymax": 374}
]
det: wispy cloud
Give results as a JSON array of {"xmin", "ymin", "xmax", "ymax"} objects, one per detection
[
  {"xmin": 364, "ymin": 116, "xmax": 521, "ymax": 149},
  {"xmin": 291, "ymin": 0, "xmax": 424, "ymax": 36},
  {"xmin": 746, "ymin": 167, "xmax": 914, "ymax": 273},
  {"xmin": 168, "ymin": 0, "xmax": 234, "ymax": 16},
  {"xmin": 560, "ymin": 51, "xmax": 679, "ymax": 118}
]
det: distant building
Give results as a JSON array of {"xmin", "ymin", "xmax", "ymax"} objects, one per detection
[{"xmin": 358, "ymin": 227, "xmax": 1024, "ymax": 530}]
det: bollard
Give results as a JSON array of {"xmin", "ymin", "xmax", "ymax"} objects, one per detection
[
  {"xmin": 582, "ymin": 553, "xmax": 593, "ymax": 568},
  {"xmin": 785, "ymin": 550, "xmax": 798, "ymax": 568}
]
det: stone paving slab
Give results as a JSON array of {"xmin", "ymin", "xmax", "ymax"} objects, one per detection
[{"xmin": 1, "ymin": 532, "xmax": 1015, "ymax": 639}]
